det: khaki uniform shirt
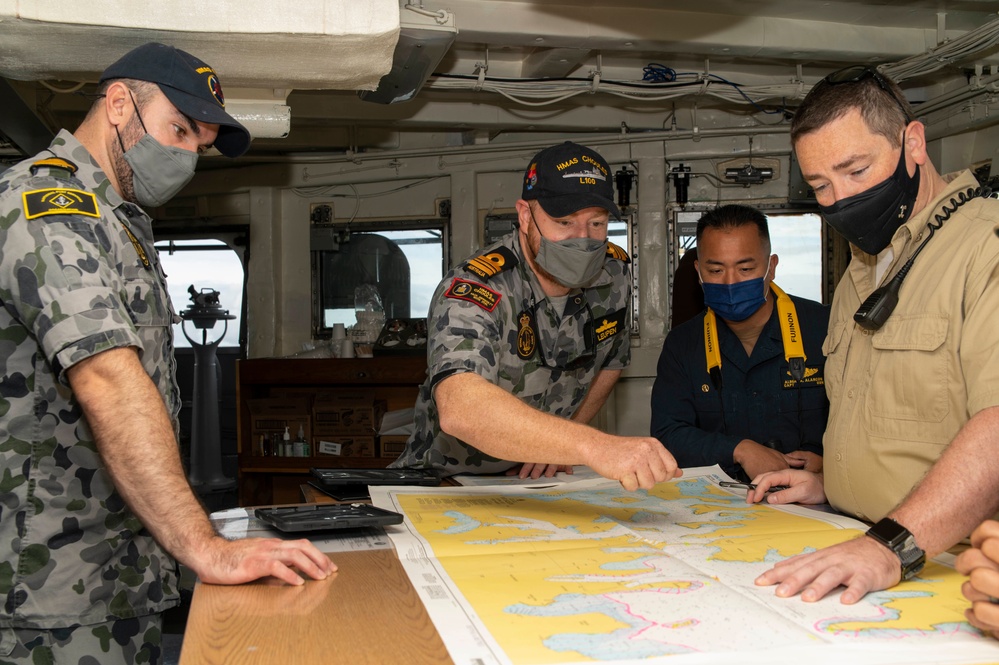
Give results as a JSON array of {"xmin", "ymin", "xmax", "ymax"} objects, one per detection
[
  {"xmin": 822, "ymin": 170, "xmax": 999, "ymax": 522},
  {"xmin": 391, "ymin": 232, "xmax": 631, "ymax": 474},
  {"xmin": 0, "ymin": 131, "xmax": 181, "ymax": 628}
]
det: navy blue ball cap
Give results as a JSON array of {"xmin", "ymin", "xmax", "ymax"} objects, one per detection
[
  {"xmin": 521, "ymin": 141, "xmax": 620, "ymax": 218},
  {"xmin": 100, "ymin": 42, "xmax": 251, "ymax": 158}
]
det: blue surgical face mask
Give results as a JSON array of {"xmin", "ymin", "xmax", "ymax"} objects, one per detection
[{"xmin": 700, "ymin": 262, "xmax": 771, "ymax": 322}]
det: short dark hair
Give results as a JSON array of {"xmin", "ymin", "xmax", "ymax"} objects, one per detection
[
  {"xmin": 791, "ymin": 67, "xmax": 911, "ymax": 149},
  {"xmin": 695, "ymin": 204, "xmax": 770, "ymax": 253},
  {"xmin": 86, "ymin": 79, "xmax": 160, "ymax": 121}
]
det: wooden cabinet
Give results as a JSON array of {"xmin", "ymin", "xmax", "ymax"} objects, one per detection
[{"xmin": 236, "ymin": 356, "xmax": 426, "ymax": 505}]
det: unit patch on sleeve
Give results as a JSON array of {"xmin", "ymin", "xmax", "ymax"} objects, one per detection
[
  {"xmin": 23, "ymin": 188, "xmax": 100, "ymax": 220},
  {"xmin": 594, "ymin": 307, "xmax": 626, "ymax": 342},
  {"xmin": 462, "ymin": 246, "xmax": 518, "ymax": 280},
  {"xmin": 445, "ymin": 278, "xmax": 502, "ymax": 312}
]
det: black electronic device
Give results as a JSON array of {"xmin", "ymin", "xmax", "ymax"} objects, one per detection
[
  {"xmin": 854, "ymin": 186, "xmax": 989, "ymax": 331},
  {"xmin": 307, "ymin": 480, "xmax": 371, "ymax": 502},
  {"xmin": 254, "ymin": 504, "xmax": 404, "ymax": 533},
  {"xmin": 865, "ymin": 517, "xmax": 925, "ymax": 580},
  {"xmin": 310, "ymin": 467, "xmax": 443, "ymax": 487}
]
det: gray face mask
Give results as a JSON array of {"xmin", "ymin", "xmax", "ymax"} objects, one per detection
[
  {"xmin": 530, "ymin": 208, "xmax": 608, "ymax": 288},
  {"xmin": 117, "ymin": 91, "xmax": 199, "ymax": 207},
  {"xmin": 123, "ymin": 133, "xmax": 198, "ymax": 207}
]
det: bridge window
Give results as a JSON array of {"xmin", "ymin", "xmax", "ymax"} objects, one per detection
[{"xmin": 311, "ymin": 221, "xmax": 449, "ymax": 337}]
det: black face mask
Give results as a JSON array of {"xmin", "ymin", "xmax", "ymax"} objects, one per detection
[{"xmin": 818, "ymin": 147, "xmax": 920, "ymax": 255}]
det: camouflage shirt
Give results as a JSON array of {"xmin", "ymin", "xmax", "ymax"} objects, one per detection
[
  {"xmin": 0, "ymin": 131, "xmax": 181, "ymax": 629},
  {"xmin": 391, "ymin": 231, "xmax": 631, "ymax": 474}
]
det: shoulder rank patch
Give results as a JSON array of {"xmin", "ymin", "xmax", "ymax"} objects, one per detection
[
  {"xmin": 606, "ymin": 241, "xmax": 631, "ymax": 263},
  {"xmin": 462, "ymin": 245, "xmax": 519, "ymax": 281},
  {"xmin": 445, "ymin": 278, "xmax": 501, "ymax": 312},
  {"xmin": 23, "ymin": 188, "xmax": 100, "ymax": 221},
  {"xmin": 29, "ymin": 157, "xmax": 78, "ymax": 177}
]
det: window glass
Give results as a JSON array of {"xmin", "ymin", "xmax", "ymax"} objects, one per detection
[
  {"xmin": 673, "ymin": 210, "xmax": 824, "ymax": 303},
  {"xmin": 766, "ymin": 213, "xmax": 823, "ymax": 303},
  {"xmin": 608, "ymin": 216, "xmax": 639, "ymax": 334},
  {"xmin": 156, "ymin": 238, "xmax": 245, "ymax": 348},
  {"xmin": 313, "ymin": 225, "xmax": 447, "ymax": 335}
]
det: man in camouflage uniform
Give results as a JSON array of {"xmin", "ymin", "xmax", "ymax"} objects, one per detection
[
  {"xmin": 0, "ymin": 43, "xmax": 333, "ymax": 664},
  {"xmin": 392, "ymin": 142, "xmax": 679, "ymax": 489}
]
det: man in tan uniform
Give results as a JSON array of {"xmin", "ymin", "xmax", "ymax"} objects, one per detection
[{"xmin": 748, "ymin": 65, "xmax": 999, "ymax": 604}]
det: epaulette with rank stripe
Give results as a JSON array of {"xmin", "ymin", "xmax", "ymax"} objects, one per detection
[
  {"xmin": 462, "ymin": 245, "xmax": 519, "ymax": 281},
  {"xmin": 606, "ymin": 241, "xmax": 630, "ymax": 263},
  {"xmin": 29, "ymin": 157, "xmax": 78, "ymax": 177}
]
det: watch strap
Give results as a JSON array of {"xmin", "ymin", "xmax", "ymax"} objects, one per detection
[{"xmin": 865, "ymin": 517, "xmax": 926, "ymax": 581}]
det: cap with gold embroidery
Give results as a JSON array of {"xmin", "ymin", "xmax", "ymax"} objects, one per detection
[
  {"xmin": 521, "ymin": 141, "xmax": 620, "ymax": 218},
  {"xmin": 100, "ymin": 42, "xmax": 250, "ymax": 158}
]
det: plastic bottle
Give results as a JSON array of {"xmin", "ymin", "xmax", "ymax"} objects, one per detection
[
  {"xmin": 293, "ymin": 424, "xmax": 305, "ymax": 458},
  {"xmin": 282, "ymin": 426, "xmax": 291, "ymax": 457}
]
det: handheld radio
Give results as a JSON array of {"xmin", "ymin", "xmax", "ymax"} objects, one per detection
[{"xmin": 854, "ymin": 186, "xmax": 990, "ymax": 330}]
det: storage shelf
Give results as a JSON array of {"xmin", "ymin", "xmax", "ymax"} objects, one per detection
[{"xmin": 236, "ymin": 356, "xmax": 426, "ymax": 505}]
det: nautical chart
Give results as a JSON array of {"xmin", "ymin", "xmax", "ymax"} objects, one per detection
[{"xmin": 370, "ymin": 467, "xmax": 999, "ymax": 665}]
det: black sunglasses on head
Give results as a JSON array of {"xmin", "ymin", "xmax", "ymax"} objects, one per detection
[{"xmin": 819, "ymin": 65, "xmax": 913, "ymax": 122}]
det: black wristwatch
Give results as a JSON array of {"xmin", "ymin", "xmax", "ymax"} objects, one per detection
[{"xmin": 865, "ymin": 517, "xmax": 926, "ymax": 580}]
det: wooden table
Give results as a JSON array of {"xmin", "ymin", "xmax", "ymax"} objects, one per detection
[
  {"xmin": 179, "ymin": 499, "xmax": 454, "ymax": 664},
  {"xmin": 180, "ymin": 548, "xmax": 452, "ymax": 664}
]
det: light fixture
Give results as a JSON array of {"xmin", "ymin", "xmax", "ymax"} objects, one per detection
[
  {"xmin": 358, "ymin": 7, "xmax": 457, "ymax": 104},
  {"xmin": 223, "ymin": 88, "xmax": 292, "ymax": 140},
  {"xmin": 226, "ymin": 101, "xmax": 291, "ymax": 139},
  {"xmin": 724, "ymin": 135, "xmax": 775, "ymax": 186},
  {"xmin": 724, "ymin": 164, "xmax": 774, "ymax": 185}
]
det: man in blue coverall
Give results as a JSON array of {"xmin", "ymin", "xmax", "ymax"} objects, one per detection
[{"xmin": 650, "ymin": 204, "xmax": 829, "ymax": 480}]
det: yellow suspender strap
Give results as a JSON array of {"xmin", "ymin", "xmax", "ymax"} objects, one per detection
[
  {"xmin": 702, "ymin": 282, "xmax": 806, "ymax": 385},
  {"xmin": 772, "ymin": 283, "xmax": 806, "ymax": 380},
  {"xmin": 703, "ymin": 308, "xmax": 723, "ymax": 390}
]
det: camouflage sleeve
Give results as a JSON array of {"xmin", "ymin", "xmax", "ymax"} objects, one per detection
[
  {"xmin": 425, "ymin": 276, "xmax": 506, "ymax": 391},
  {"xmin": 0, "ymin": 182, "xmax": 141, "ymax": 383},
  {"xmin": 602, "ymin": 328, "xmax": 631, "ymax": 371}
]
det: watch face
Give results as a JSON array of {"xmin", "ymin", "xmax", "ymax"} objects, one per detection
[
  {"xmin": 868, "ymin": 518, "xmax": 908, "ymax": 548},
  {"xmin": 866, "ymin": 518, "xmax": 925, "ymax": 581}
]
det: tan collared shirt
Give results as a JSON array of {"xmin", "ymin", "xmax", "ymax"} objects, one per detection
[{"xmin": 822, "ymin": 170, "xmax": 999, "ymax": 522}]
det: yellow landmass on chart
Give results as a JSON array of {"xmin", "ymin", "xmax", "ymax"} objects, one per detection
[{"xmin": 393, "ymin": 476, "xmax": 988, "ymax": 664}]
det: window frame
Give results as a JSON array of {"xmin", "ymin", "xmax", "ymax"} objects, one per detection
[
  {"xmin": 153, "ymin": 224, "xmax": 249, "ymax": 352},
  {"xmin": 668, "ymin": 205, "xmax": 832, "ymax": 308},
  {"xmin": 310, "ymin": 218, "xmax": 451, "ymax": 338}
]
